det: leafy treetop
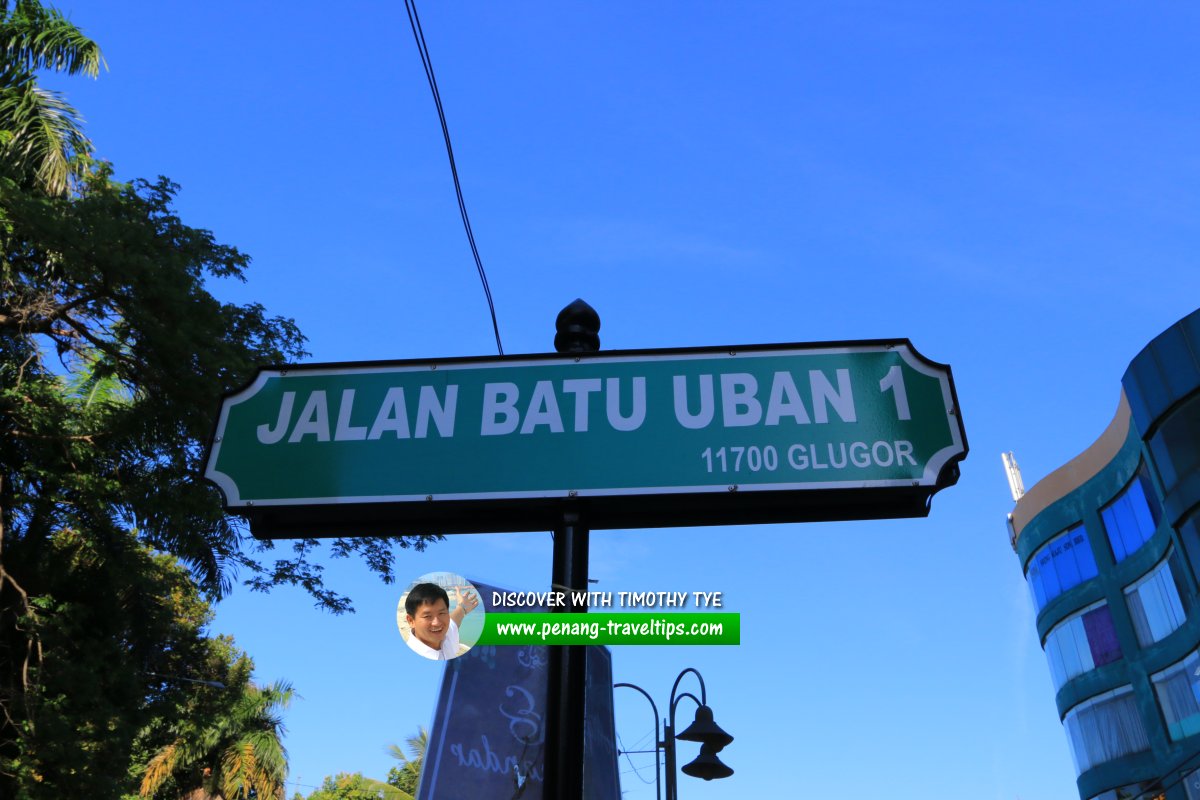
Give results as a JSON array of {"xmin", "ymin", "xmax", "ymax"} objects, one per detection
[{"xmin": 0, "ymin": 0, "xmax": 104, "ymax": 194}]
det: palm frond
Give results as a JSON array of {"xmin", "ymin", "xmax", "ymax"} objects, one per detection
[
  {"xmin": 222, "ymin": 733, "xmax": 288, "ymax": 800},
  {"xmin": 253, "ymin": 678, "xmax": 295, "ymax": 720},
  {"xmin": 238, "ymin": 730, "xmax": 287, "ymax": 773},
  {"xmin": 0, "ymin": 72, "xmax": 89, "ymax": 194},
  {"xmin": 406, "ymin": 727, "xmax": 428, "ymax": 760},
  {"xmin": 388, "ymin": 726, "xmax": 427, "ymax": 765},
  {"xmin": 139, "ymin": 740, "xmax": 181, "ymax": 798},
  {"xmin": 1, "ymin": 2, "xmax": 105, "ymax": 77},
  {"xmin": 219, "ymin": 740, "xmax": 254, "ymax": 799},
  {"xmin": 360, "ymin": 776, "xmax": 413, "ymax": 800}
]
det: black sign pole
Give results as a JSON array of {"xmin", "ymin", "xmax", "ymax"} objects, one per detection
[
  {"xmin": 544, "ymin": 300, "xmax": 600, "ymax": 799},
  {"xmin": 547, "ymin": 513, "xmax": 589, "ymax": 799}
]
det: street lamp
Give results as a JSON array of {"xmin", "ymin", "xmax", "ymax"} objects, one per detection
[
  {"xmin": 144, "ymin": 672, "xmax": 227, "ymax": 689},
  {"xmin": 616, "ymin": 667, "xmax": 734, "ymax": 800}
]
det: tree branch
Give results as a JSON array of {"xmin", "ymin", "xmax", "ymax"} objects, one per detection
[
  {"xmin": 57, "ymin": 311, "xmax": 128, "ymax": 365},
  {"xmin": 46, "ymin": 293, "xmax": 98, "ymax": 321}
]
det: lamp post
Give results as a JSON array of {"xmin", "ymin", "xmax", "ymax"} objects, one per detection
[
  {"xmin": 144, "ymin": 672, "xmax": 227, "ymax": 689},
  {"xmin": 616, "ymin": 667, "xmax": 734, "ymax": 800}
]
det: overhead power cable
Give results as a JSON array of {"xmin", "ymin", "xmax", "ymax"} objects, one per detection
[
  {"xmin": 616, "ymin": 730, "xmax": 657, "ymax": 785},
  {"xmin": 403, "ymin": 0, "xmax": 505, "ymax": 356}
]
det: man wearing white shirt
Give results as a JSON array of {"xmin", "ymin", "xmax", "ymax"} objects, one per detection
[{"xmin": 404, "ymin": 582, "xmax": 479, "ymax": 661}]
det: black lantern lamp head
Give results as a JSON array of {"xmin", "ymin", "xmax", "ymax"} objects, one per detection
[
  {"xmin": 680, "ymin": 742, "xmax": 734, "ymax": 781},
  {"xmin": 675, "ymin": 704, "xmax": 733, "ymax": 750}
]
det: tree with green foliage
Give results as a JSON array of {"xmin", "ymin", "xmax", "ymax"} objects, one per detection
[
  {"xmin": 0, "ymin": 6, "xmax": 439, "ymax": 794},
  {"xmin": 0, "ymin": 161, "xmax": 302, "ymax": 796},
  {"xmin": 2, "ymin": 526, "xmax": 230, "ymax": 797},
  {"xmin": 0, "ymin": 158, "xmax": 435, "ymax": 798},
  {"xmin": 137, "ymin": 642, "xmax": 292, "ymax": 800},
  {"xmin": 385, "ymin": 728, "xmax": 427, "ymax": 796},
  {"xmin": 295, "ymin": 772, "xmax": 411, "ymax": 800},
  {"xmin": 0, "ymin": 0, "xmax": 104, "ymax": 194}
]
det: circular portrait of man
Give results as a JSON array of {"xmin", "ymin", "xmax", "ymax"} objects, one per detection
[{"xmin": 396, "ymin": 572, "xmax": 483, "ymax": 661}]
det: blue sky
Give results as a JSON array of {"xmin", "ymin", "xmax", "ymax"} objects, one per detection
[{"xmin": 48, "ymin": 2, "xmax": 1200, "ymax": 798}]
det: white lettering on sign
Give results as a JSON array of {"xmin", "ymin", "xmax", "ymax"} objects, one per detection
[
  {"xmin": 765, "ymin": 372, "xmax": 810, "ymax": 425},
  {"xmin": 785, "ymin": 440, "xmax": 916, "ymax": 470},
  {"xmin": 255, "ymin": 386, "xmax": 460, "ymax": 443},
  {"xmin": 673, "ymin": 374, "xmax": 714, "ymax": 429},
  {"xmin": 481, "ymin": 383, "xmax": 520, "ymax": 436},
  {"xmin": 879, "ymin": 365, "xmax": 911, "ymax": 421},
  {"xmin": 249, "ymin": 364, "xmax": 911, "ymax": 446},
  {"xmin": 481, "ymin": 378, "xmax": 647, "ymax": 435},
  {"xmin": 561, "ymin": 378, "xmax": 601, "ymax": 432},
  {"xmin": 720, "ymin": 373, "xmax": 761, "ymax": 427},
  {"xmin": 673, "ymin": 369, "xmax": 856, "ymax": 429},
  {"xmin": 369, "ymin": 387, "xmax": 411, "ymax": 439},
  {"xmin": 288, "ymin": 390, "xmax": 331, "ymax": 442},
  {"xmin": 257, "ymin": 391, "xmax": 295, "ymax": 444},
  {"xmin": 606, "ymin": 376, "xmax": 645, "ymax": 431},
  {"xmin": 520, "ymin": 381, "xmax": 563, "ymax": 434},
  {"xmin": 416, "ymin": 385, "xmax": 459, "ymax": 438},
  {"xmin": 811, "ymin": 369, "xmax": 856, "ymax": 423},
  {"xmin": 335, "ymin": 389, "xmax": 368, "ymax": 441}
]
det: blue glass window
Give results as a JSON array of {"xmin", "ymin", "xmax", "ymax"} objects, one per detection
[
  {"xmin": 1045, "ymin": 601, "xmax": 1122, "ymax": 690},
  {"xmin": 1152, "ymin": 650, "xmax": 1200, "ymax": 741},
  {"xmin": 1063, "ymin": 686, "xmax": 1150, "ymax": 774},
  {"xmin": 1125, "ymin": 550, "xmax": 1188, "ymax": 647},
  {"xmin": 1055, "ymin": 537, "xmax": 1082, "ymax": 588},
  {"xmin": 1102, "ymin": 463, "xmax": 1163, "ymax": 563},
  {"xmin": 1027, "ymin": 524, "xmax": 1099, "ymax": 611}
]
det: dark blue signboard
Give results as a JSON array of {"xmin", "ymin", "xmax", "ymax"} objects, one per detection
[
  {"xmin": 418, "ymin": 582, "xmax": 618, "ymax": 799},
  {"xmin": 582, "ymin": 646, "xmax": 620, "ymax": 800}
]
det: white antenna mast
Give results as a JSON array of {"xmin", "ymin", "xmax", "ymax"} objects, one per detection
[{"xmin": 1002, "ymin": 451, "xmax": 1026, "ymax": 502}]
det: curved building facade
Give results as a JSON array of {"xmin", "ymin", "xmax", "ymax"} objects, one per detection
[{"xmin": 1011, "ymin": 309, "xmax": 1200, "ymax": 800}]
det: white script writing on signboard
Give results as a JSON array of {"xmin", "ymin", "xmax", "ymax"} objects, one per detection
[{"xmin": 446, "ymin": 684, "xmax": 544, "ymax": 788}]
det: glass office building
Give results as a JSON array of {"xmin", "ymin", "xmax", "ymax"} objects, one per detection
[{"xmin": 1010, "ymin": 309, "xmax": 1200, "ymax": 800}]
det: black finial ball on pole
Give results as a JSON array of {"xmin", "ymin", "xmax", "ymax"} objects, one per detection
[{"xmin": 554, "ymin": 299, "xmax": 600, "ymax": 354}]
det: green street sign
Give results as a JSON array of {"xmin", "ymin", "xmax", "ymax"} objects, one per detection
[{"xmin": 204, "ymin": 340, "xmax": 967, "ymax": 537}]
